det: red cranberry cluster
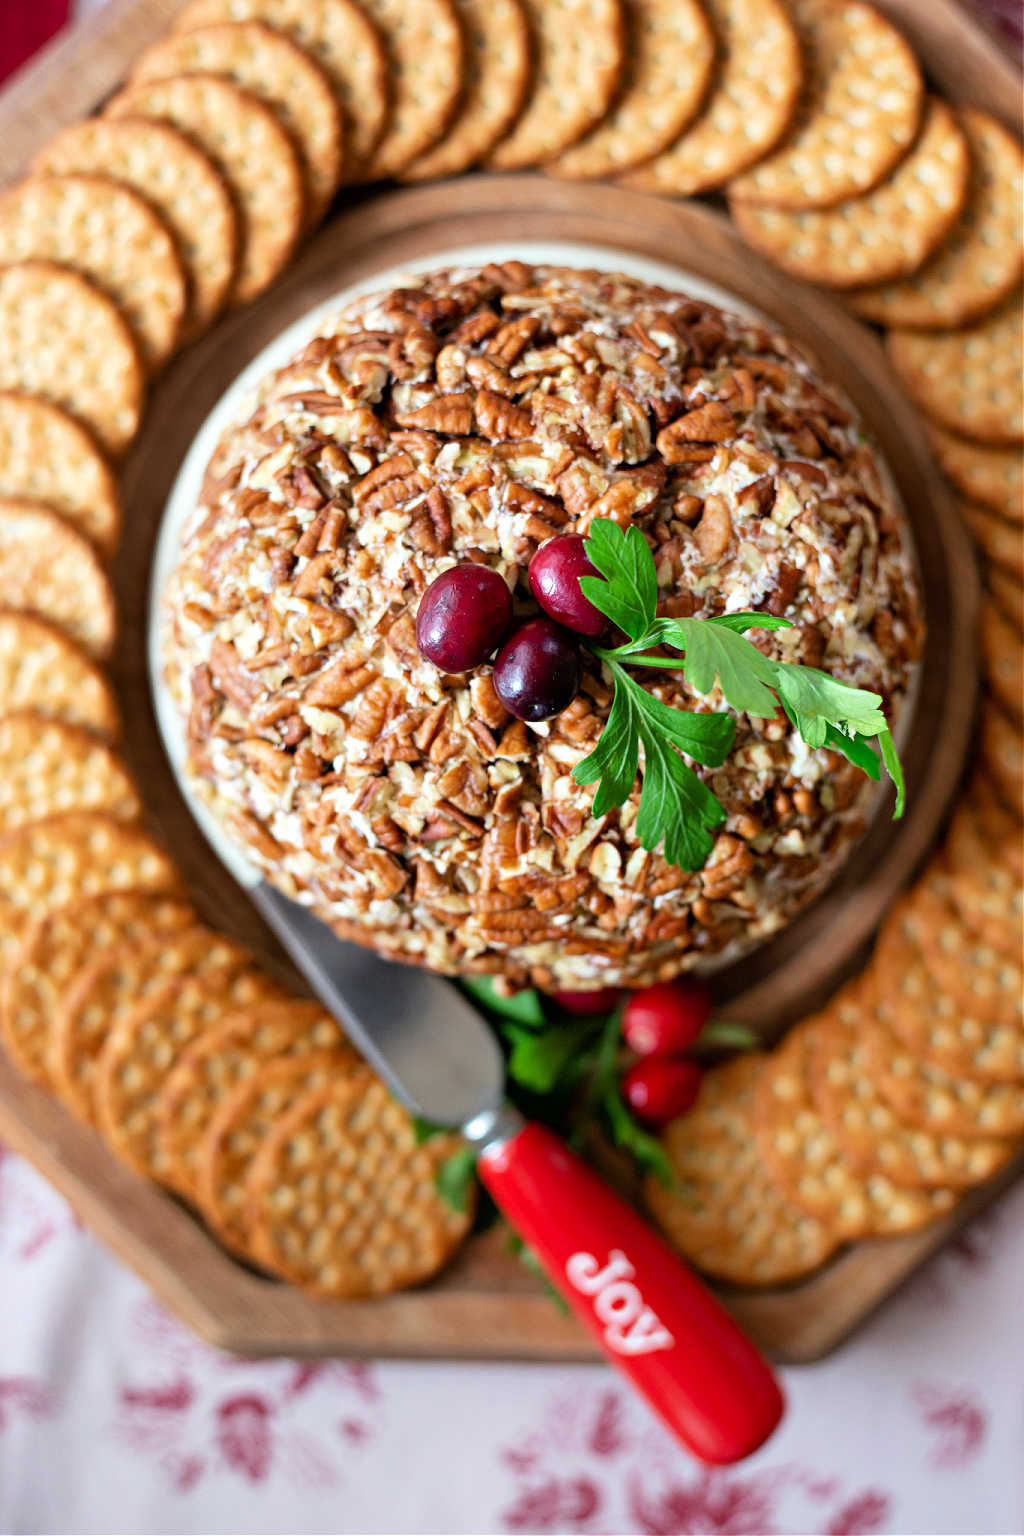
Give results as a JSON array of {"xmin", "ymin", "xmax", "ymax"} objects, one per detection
[
  {"xmin": 415, "ymin": 535, "xmax": 609, "ymax": 722},
  {"xmin": 557, "ymin": 980, "xmax": 712, "ymax": 1126}
]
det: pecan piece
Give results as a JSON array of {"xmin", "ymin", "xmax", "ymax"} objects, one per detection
[
  {"xmin": 657, "ymin": 400, "xmax": 734, "ymax": 461},
  {"xmin": 395, "ymin": 391, "xmax": 474, "ymax": 434},
  {"xmin": 475, "ymin": 389, "xmax": 533, "ymax": 440},
  {"xmin": 693, "ymin": 494, "xmax": 732, "ymax": 565}
]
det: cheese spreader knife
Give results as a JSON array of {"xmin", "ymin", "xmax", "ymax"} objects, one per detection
[{"xmin": 254, "ymin": 881, "xmax": 785, "ymax": 1464}]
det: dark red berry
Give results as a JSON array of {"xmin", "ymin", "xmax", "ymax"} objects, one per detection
[
  {"xmin": 622, "ymin": 980, "xmax": 713, "ymax": 1058},
  {"xmin": 552, "ymin": 986, "xmax": 623, "ymax": 1016},
  {"xmin": 528, "ymin": 534, "xmax": 609, "ymax": 639},
  {"xmin": 622, "ymin": 1057, "xmax": 703, "ymax": 1126},
  {"xmin": 492, "ymin": 617, "xmax": 581, "ymax": 722},
  {"xmin": 415, "ymin": 564, "xmax": 512, "ymax": 672}
]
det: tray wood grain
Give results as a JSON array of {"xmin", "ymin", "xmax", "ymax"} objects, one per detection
[{"xmin": 0, "ymin": 0, "xmax": 1018, "ymax": 1364}]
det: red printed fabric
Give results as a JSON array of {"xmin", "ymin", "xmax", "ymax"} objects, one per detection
[{"xmin": 0, "ymin": 0, "xmax": 71, "ymax": 87}]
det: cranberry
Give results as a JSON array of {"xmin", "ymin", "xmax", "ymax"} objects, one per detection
[
  {"xmin": 528, "ymin": 534, "xmax": 609, "ymax": 639},
  {"xmin": 622, "ymin": 1058, "xmax": 703, "ymax": 1126},
  {"xmin": 552, "ymin": 986, "xmax": 623, "ymax": 1016},
  {"xmin": 622, "ymin": 980, "xmax": 713, "ymax": 1058},
  {"xmin": 415, "ymin": 564, "xmax": 512, "ymax": 672},
  {"xmin": 492, "ymin": 617, "xmax": 581, "ymax": 722}
]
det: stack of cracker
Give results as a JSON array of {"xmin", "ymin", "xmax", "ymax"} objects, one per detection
[{"xmin": 0, "ymin": 0, "xmax": 1019, "ymax": 1302}]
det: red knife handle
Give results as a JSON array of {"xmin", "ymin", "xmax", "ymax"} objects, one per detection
[{"xmin": 477, "ymin": 1120, "xmax": 784, "ymax": 1465}]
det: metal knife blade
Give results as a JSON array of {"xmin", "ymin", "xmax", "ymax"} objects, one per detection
[{"xmin": 254, "ymin": 881, "xmax": 506, "ymax": 1127}]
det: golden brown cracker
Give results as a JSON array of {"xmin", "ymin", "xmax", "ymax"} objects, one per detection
[
  {"xmin": 551, "ymin": 0, "xmax": 715, "ymax": 180},
  {"xmin": 980, "ymin": 699, "xmax": 1023, "ymax": 818},
  {"xmin": 864, "ymin": 1021, "xmax": 1024, "ymax": 1139},
  {"xmin": 0, "ymin": 611, "xmax": 120, "ymax": 740},
  {"xmin": 728, "ymin": 0, "xmax": 923, "ymax": 211},
  {"xmin": 981, "ymin": 599, "xmax": 1023, "ymax": 721},
  {"xmin": 95, "ymin": 943, "xmax": 281, "ymax": 1177},
  {"xmin": 645, "ymin": 1054, "xmax": 839, "ymax": 1285},
  {"xmin": 849, "ymin": 109, "xmax": 1024, "ymax": 330},
  {"xmin": 487, "ymin": 0, "xmax": 626, "ymax": 171},
  {"xmin": 0, "ymin": 175, "xmax": 186, "ymax": 372},
  {"xmin": 621, "ymin": 0, "xmax": 802, "ymax": 197},
  {"xmin": 0, "ymin": 392, "xmax": 120, "ymax": 557},
  {"xmin": 810, "ymin": 987, "xmax": 1016, "ymax": 1188},
  {"xmin": 988, "ymin": 568, "xmax": 1023, "ymax": 631},
  {"xmin": 934, "ymin": 851, "xmax": 1023, "ymax": 964},
  {"xmin": 887, "ymin": 292, "xmax": 1024, "ymax": 446},
  {"xmin": 197, "ymin": 1050, "xmax": 356, "ymax": 1255},
  {"xmin": 155, "ymin": 1000, "xmax": 352, "ymax": 1199},
  {"xmin": 962, "ymin": 500, "xmax": 1023, "ymax": 578},
  {"xmin": 0, "ymin": 714, "xmax": 139, "ymax": 837},
  {"xmin": 0, "ymin": 812, "xmax": 178, "ymax": 969},
  {"xmin": 359, "ymin": 0, "xmax": 465, "ymax": 180},
  {"xmin": 0, "ymin": 262, "xmax": 143, "ymax": 457},
  {"xmin": 32, "ymin": 117, "xmax": 239, "ymax": 342},
  {"xmin": 731, "ymin": 97, "xmax": 969, "ymax": 289},
  {"xmin": 881, "ymin": 884, "xmax": 1021, "ymax": 1029},
  {"xmin": 132, "ymin": 21, "xmax": 344, "ymax": 227},
  {"xmin": 173, "ymin": 0, "xmax": 388, "ymax": 171},
  {"xmin": 107, "ymin": 74, "xmax": 304, "ymax": 305},
  {"xmin": 755, "ymin": 1021, "xmax": 954, "ymax": 1238},
  {"xmin": 0, "ymin": 500, "xmax": 116, "ymax": 659},
  {"xmin": 931, "ymin": 426, "xmax": 1022, "ymax": 523},
  {"xmin": 0, "ymin": 891, "xmax": 192, "ymax": 1090},
  {"xmin": 243, "ymin": 1073, "xmax": 472, "ymax": 1294},
  {"xmin": 402, "ymin": 0, "xmax": 531, "ymax": 181}
]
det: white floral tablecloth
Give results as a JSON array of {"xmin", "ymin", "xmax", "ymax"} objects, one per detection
[{"xmin": 2, "ymin": 4, "xmax": 1022, "ymax": 1532}]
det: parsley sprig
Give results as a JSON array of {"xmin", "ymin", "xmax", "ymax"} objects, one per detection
[{"xmin": 573, "ymin": 518, "xmax": 905, "ymax": 871}]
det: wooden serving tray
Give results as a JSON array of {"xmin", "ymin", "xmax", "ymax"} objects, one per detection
[{"xmin": 0, "ymin": 0, "xmax": 1019, "ymax": 1364}]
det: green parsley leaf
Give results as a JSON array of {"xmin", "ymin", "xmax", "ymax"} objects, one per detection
[
  {"xmin": 504, "ymin": 1018, "xmax": 597, "ymax": 1093},
  {"xmin": 572, "ymin": 666, "xmax": 642, "ymax": 817},
  {"xmin": 820, "ymin": 722, "xmax": 882, "ymax": 780},
  {"xmin": 435, "ymin": 1144, "xmax": 478, "ymax": 1213},
  {"xmin": 663, "ymin": 616, "xmax": 780, "ymax": 717},
  {"xmin": 579, "ymin": 519, "xmax": 657, "ymax": 640},
  {"xmin": 695, "ymin": 1020, "xmax": 761, "ymax": 1050},
  {"xmin": 602, "ymin": 1083, "xmax": 674, "ymax": 1186},
  {"xmin": 460, "ymin": 975, "xmax": 546, "ymax": 1026},
  {"xmin": 772, "ymin": 663, "xmax": 887, "ymax": 739},
  {"xmin": 412, "ymin": 1115, "xmax": 443, "ymax": 1144},
  {"xmin": 878, "ymin": 728, "xmax": 906, "ymax": 818}
]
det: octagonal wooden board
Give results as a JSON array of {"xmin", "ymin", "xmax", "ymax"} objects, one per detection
[{"xmin": 0, "ymin": 0, "xmax": 1018, "ymax": 1364}]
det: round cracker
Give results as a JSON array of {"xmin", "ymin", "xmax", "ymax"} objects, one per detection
[
  {"xmin": 359, "ymin": 0, "xmax": 465, "ymax": 180},
  {"xmin": 0, "ymin": 392, "xmax": 119, "ymax": 556},
  {"xmin": 981, "ymin": 598, "xmax": 1023, "ymax": 720},
  {"xmin": 849, "ymin": 109, "xmax": 1024, "ymax": 330},
  {"xmin": 173, "ymin": 0, "xmax": 388, "ymax": 171},
  {"xmin": 620, "ymin": 0, "xmax": 802, "ymax": 197},
  {"xmin": 0, "ymin": 812, "xmax": 178, "ymax": 969},
  {"xmin": 946, "ymin": 782, "xmax": 1022, "ymax": 882},
  {"xmin": 727, "ymin": 0, "xmax": 923, "ymax": 211},
  {"xmin": 550, "ymin": 0, "xmax": 714, "ymax": 180},
  {"xmin": 873, "ymin": 901, "xmax": 1024, "ymax": 1083},
  {"xmin": 243, "ymin": 1073, "xmax": 472, "ymax": 1295},
  {"xmin": 980, "ymin": 698, "xmax": 1023, "ymax": 815},
  {"xmin": 402, "ymin": 0, "xmax": 532, "ymax": 182},
  {"xmin": 155, "ymin": 1000, "xmax": 352, "ymax": 1199},
  {"xmin": 132, "ymin": 22, "xmax": 344, "ymax": 227},
  {"xmin": 0, "ymin": 175, "xmax": 186, "ymax": 372},
  {"xmin": 0, "ymin": 611, "xmax": 120, "ymax": 740},
  {"xmin": 646, "ymin": 1054, "xmax": 838, "ymax": 1285},
  {"xmin": 864, "ymin": 1022, "xmax": 1024, "ymax": 1139},
  {"xmin": 962, "ymin": 499, "xmax": 1023, "ymax": 578},
  {"xmin": 988, "ymin": 568, "xmax": 1023, "ymax": 631},
  {"xmin": 754, "ymin": 1022, "xmax": 954, "ymax": 1238},
  {"xmin": 197, "ymin": 1049, "xmax": 355, "ymax": 1255},
  {"xmin": 0, "ymin": 262, "xmax": 143, "ymax": 457},
  {"xmin": 0, "ymin": 500, "xmax": 115, "ymax": 660},
  {"xmin": 887, "ymin": 291, "xmax": 1024, "ymax": 446},
  {"xmin": 0, "ymin": 891, "xmax": 192, "ymax": 1090},
  {"xmin": 95, "ymin": 942, "xmax": 282, "ymax": 1178},
  {"xmin": 52, "ymin": 925, "xmax": 248, "ymax": 1123},
  {"xmin": 880, "ymin": 884, "xmax": 1022, "ymax": 1029},
  {"xmin": 0, "ymin": 713, "xmax": 139, "ymax": 839},
  {"xmin": 933, "ymin": 852, "xmax": 1023, "ymax": 964},
  {"xmin": 810, "ymin": 988, "xmax": 1016, "ymax": 1188},
  {"xmin": 730, "ymin": 98, "xmax": 969, "ymax": 290},
  {"xmin": 486, "ymin": 0, "xmax": 626, "ymax": 172},
  {"xmin": 32, "ymin": 117, "xmax": 238, "ymax": 343},
  {"xmin": 931, "ymin": 426, "xmax": 1022, "ymax": 523},
  {"xmin": 106, "ymin": 74, "xmax": 304, "ymax": 306}
]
